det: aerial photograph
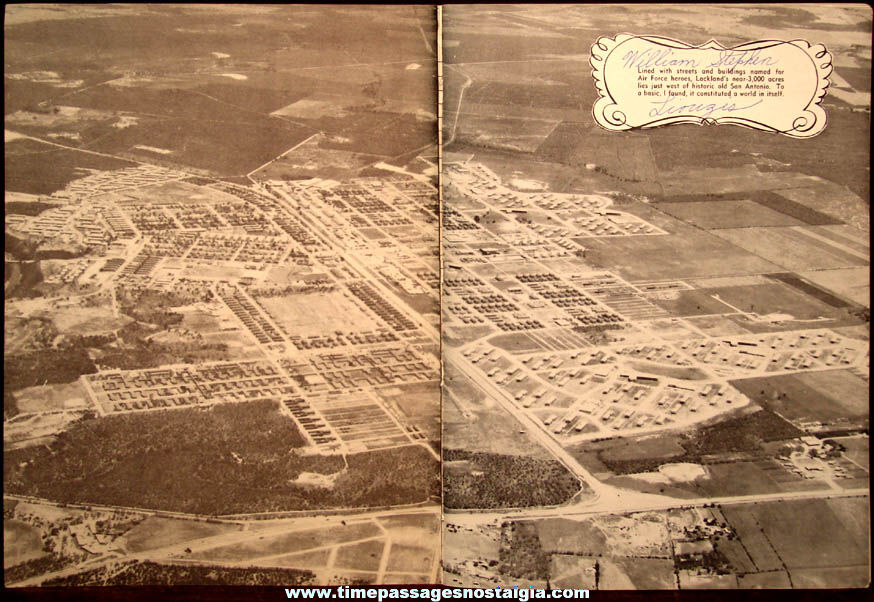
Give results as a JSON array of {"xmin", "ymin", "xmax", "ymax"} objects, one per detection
[
  {"xmin": 3, "ymin": 2, "xmax": 871, "ymax": 595},
  {"xmin": 441, "ymin": 3, "xmax": 870, "ymax": 591},
  {"xmin": 5, "ymin": 4, "xmax": 440, "ymax": 587}
]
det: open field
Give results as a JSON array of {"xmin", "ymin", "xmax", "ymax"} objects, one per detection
[
  {"xmin": 750, "ymin": 498, "xmax": 869, "ymax": 571},
  {"xmin": 685, "ymin": 314, "xmax": 753, "ymax": 336},
  {"xmin": 700, "ymin": 282, "xmax": 852, "ymax": 321},
  {"xmin": 256, "ymin": 291, "xmax": 375, "ymax": 337},
  {"xmin": 534, "ymin": 518, "xmax": 606, "ymax": 556},
  {"xmin": 612, "ymin": 557, "xmax": 677, "ymax": 590},
  {"xmin": 646, "ymin": 106, "xmax": 870, "ymax": 203},
  {"xmin": 5, "ymin": 4, "xmax": 436, "ymax": 180},
  {"xmin": 645, "ymin": 289, "xmax": 737, "ymax": 317},
  {"xmin": 4, "ymin": 519, "xmax": 47, "ymax": 569},
  {"xmin": 5, "ymin": 138, "xmax": 136, "ymax": 195},
  {"xmin": 599, "ymin": 435, "xmax": 686, "ymax": 464},
  {"xmin": 658, "ymin": 165, "xmax": 820, "ymax": 197},
  {"xmin": 731, "ymin": 370, "xmax": 869, "ymax": 425},
  {"xmin": 377, "ymin": 382, "xmax": 440, "ymax": 440},
  {"xmin": 605, "ymin": 474, "xmax": 700, "ymax": 500},
  {"xmin": 536, "ymin": 125, "xmax": 661, "ymax": 191},
  {"xmin": 192, "ymin": 523, "xmax": 382, "ymax": 563},
  {"xmin": 121, "ymin": 517, "xmax": 242, "ymax": 554},
  {"xmin": 794, "ymin": 370, "xmax": 870, "ymax": 418},
  {"xmin": 766, "ymin": 272, "xmax": 853, "ymax": 309},
  {"xmin": 655, "ymin": 200, "xmax": 806, "ymax": 230},
  {"xmin": 774, "ymin": 183, "xmax": 870, "ymax": 233},
  {"xmin": 549, "ymin": 555, "xmax": 597, "ymax": 589},
  {"xmin": 443, "ymin": 392, "xmax": 553, "ymax": 460},
  {"xmin": 10, "ymin": 381, "xmax": 90, "ymax": 414},
  {"xmin": 789, "ymin": 565, "xmax": 871, "ymax": 589},
  {"xmin": 262, "ymin": 549, "xmax": 332, "ymax": 570},
  {"xmin": 330, "ymin": 539, "xmax": 386, "ymax": 572},
  {"xmin": 255, "ymin": 141, "xmax": 383, "ymax": 181},
  {"xmin": 712, "ymin": 227, "xmax": 869, "ymax": 273},
  {"xmin": 837, "ymin": 435, "xmax": 870, "ymax": 470},
  {"xmin": 698, "ymin": 462, "xmax": 783, "ymax": 497},
  {"xmin": 38, "ymin": 306, "xmax": 131, "ymax": 336},
  {"xmin": 578, "ymin": 230, "xmax": 781, "ymax": 281},
  {"xmin": 385, "ymin": 543, "xmax": 434, "ymax": 574},
  {"xmin": 737, "ymin": 571, "xmax": 792, "ymax": 588},
  {"xmin": 487, "ymin": 333, "xmax": 544, "ymax": 354},
  {"xmin": 797, "ymin": 267, "xmax": 870, "ymax": 308},
  {"xmin": 89, "ymin": 116, "xmax": 313, "ymax": 177},
  {"xmin": 456, "ymin": 114, "xmax": 559, "ymax": 154},
  {"xmin": 586, "ymin": 408, "xmax": 803, "ymax": 478}
]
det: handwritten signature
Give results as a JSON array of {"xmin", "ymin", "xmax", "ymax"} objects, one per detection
[
  {"xmin": 622, "ymin": 47, "xmax": 778, "ymax": 73},
  {"xmin": 708, "ymin": 49, "xmax": 779, "ymax": 72},
  {"xmin": 649, "ymin": 96, "xmax": 764, "ymax": 118}
]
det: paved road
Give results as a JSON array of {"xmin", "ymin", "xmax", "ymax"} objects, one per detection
[
  {"xmin": 273, "ymin": 186, "xmax": 439, "ymax": 342},
  {"xmin": 445, "ymin": 487, "xmax": 870, "ymax": 526}
]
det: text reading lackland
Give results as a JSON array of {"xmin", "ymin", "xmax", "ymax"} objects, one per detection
[{"xmin": 286, "ymin": 587, "xmax": 591, "ymax": 601}]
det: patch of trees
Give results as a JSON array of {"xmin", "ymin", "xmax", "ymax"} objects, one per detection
[
  {"xmin": 4, "ymin": 347, "xmax": 96, "ymax": 392},
  {"xmin": 96, "ymin": 322, "xmax": 229, "ymax": 370},
  {"xmin": 443, "ymin": 449, "xmax": 580, "ymax": 509},
  {"xmin": 5, "ymin": 233, "xmax": 40, "ymax": 261},
  {"xmin": 675, "ymin": 549, "xmax": 732, "ymax": 575},
  {"xmin": 44, "ymin": 561, "xmax": 316, "ymax": 586},
  {"xmin": 118, "ymin": 289, "xmax": 186, "ymax": 330},
  {"xmin": 4, "ymin": 555, "xmax": 72, "ymax": 585},
  {"xmin": 5, "ymin": 201, "xmax": 57, "ymax": 216},
  {"xmin": 4, "ymin": 260, "xmax": 44, "ymax": 298},
  {"xmin": 811, "ymin": 439, "xmax": 846, "ymax": 460},
  {"xmin": 598, "ymin": 409, "xmax": 804, "ymax": 475},
  {"xmin": 4, "ymin": 401, "xmax": 439, "ymax": 515},
  {"xmin": 684, "ymin": 409, "xmax": 803, "ymax": 456},
  {"xmin": 848, "ymin": 307, "xmax": 869, "ymax": 322},
  {"xmin": 5, "ymin": 232, "xmax": 88, "ymax": 261},
  {"xmin": 499, "ymin": 521, "xmax": 550, "ymax": 581}
]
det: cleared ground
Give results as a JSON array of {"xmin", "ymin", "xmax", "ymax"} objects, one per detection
[
  {"xmin": 192, "ymin": 523, "xmax": 382, "ymax": 563},
  {"xmin": 750, "ymin": 498, "xmax": 869, "ymax": 572},
  {"xmin": 700, "ymin": 282, "xmax": 846, "ymax": 320},
  {"xmin": 4, "ymin": 519, "xmax": 47, "ymax": 568},
  {"xmin": 731, "ymin": 370, "xmax": 869, "ymax": 424},
  {"xmin": 122, "ymin": 517, "xmax": 241, "ymax": 554},
  {"xmin": 333, "ymin": 539, "xmax": 385, "ymax": 572},
  {"xmin": 534, "ymin": 518, "xmax": 607, "ymax": 556},
  {"xmin": 256, "ymin": 291, "xmax": 376, "ymax": 337},
  {"xmin": 645, "ymin": 289, "xmax": 737, "ymax": 317},
  {"xmin": 613, "ymin": 557, "xmax": 677, "ymax": 590},
  {"xmin": 384, "ymin": 543, "xmax": 434, "ymax": 574},
  {"xmin": 443, "ymin": 389, "xmax": 553, "ymax": 459},
  {"xmin": 837, "ymin": 435, "xmax": 869, "ymax": 470},
  {"xmin": 578, "ymin": 230, "xmax": 781, "ymax": 281},
  {"xmin": 712, "ymin": 227, "xmax": 869, "ymax": 272},
  {"xmin": 655, "ymin": 200, "xmax": 806, "ymax": 230},
  {"xmin": 797, "ymin": 267, "xmax": 870, "ymax": 308},
  {"xmin": 457, "ymin": 114, "xmax": 559, "ymax": 153},
  {"xmin": 11, "ymin": 381, "xmax": 90, "ymax": 413}
]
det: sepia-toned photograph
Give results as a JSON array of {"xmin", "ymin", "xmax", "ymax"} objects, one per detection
[
  {"xmin": 440, "ymin": 2, "xmax": 870, "ymax": 592},
  {"xmin": 5, "ymin": 3, "xmax": 441, "ymax": 588},
  {"xmin": 4, "ymin": 2, "xmax": 871, "ymax": 596}
]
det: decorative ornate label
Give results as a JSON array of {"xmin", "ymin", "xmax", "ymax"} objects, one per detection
[{"xmin": 590, "ymin": 34, "xmax": 832, "ymax": 138}]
